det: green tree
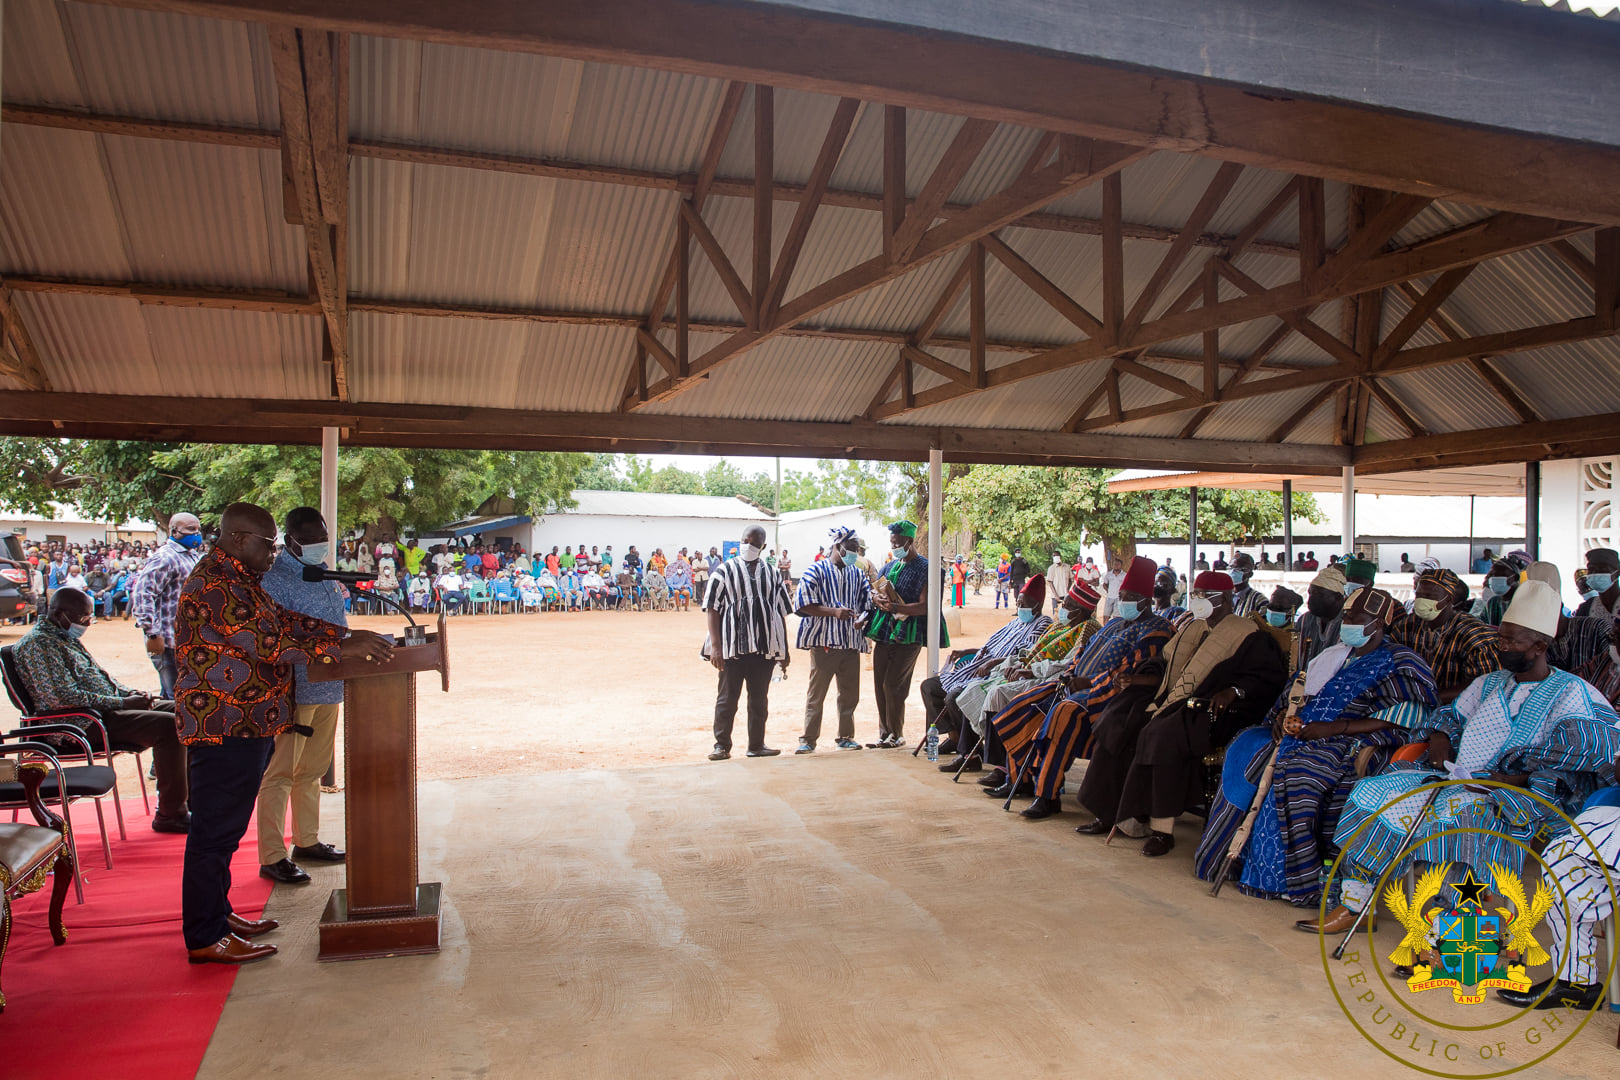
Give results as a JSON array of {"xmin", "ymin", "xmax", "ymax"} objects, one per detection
[
  {"xmin": 0, "ymin": 437, "xmax": 197, "ymax": 531},
  {"xmin": 572, "ymin": 452, "xmax": 628, "ymax": 491}
]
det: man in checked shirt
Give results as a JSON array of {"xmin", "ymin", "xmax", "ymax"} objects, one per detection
[{"xmin": 131, "ymin": 511, "xmax": 205, "ymax": 698}]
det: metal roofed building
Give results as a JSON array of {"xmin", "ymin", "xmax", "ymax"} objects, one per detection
[{"xmin": 0, "ymin": 0, "xmax": 1614, "ymax": 483}]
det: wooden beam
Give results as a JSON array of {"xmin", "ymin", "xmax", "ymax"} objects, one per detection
[
  {"xmin": 761, "ymin": 96, "xmax": 858, "ymax": 320},
  {"xmin": 1597, "ymin": 227, "xmax": 1620, "ymax": 331},
  {"xmin": 1177, "ymin": 320, "xmax": 1294, "ymax": 438},
  {"xmin": 883, "ymin": 105, "xmax": 906, "ymax": 258},
  {"xmin": 1105, "ymin": 366, "xmax": 1123, "ymax": 422},
  {"xmin": 751, "ymin": 85, "xmax": 773, "ymax": 330},
  {"xmin": 871, "ymin": 210, "xmax": 1588, "ymax": 420},
  {"xmin": 1213, "ymin": 260, "xmax": 1361, "ymax": 369},
  {"xmin": 1202, "ymin": 265, "xmax": 1218, "ymax": 400},
  {"xmin": 0, "ymin": 104, "xmax": 279, "ymax": 148},
  {"xmin": 1268, "ymin": 382, "xmax": 1341, "ymax": 443},
  {"xmin": 979, "ymin": 232, "xmax": 1102, "ymax": 336},
  {"xmin": 267, "ymin": 26, "xmax": 348, "ymax": 400},
  {"xmin": 1122, "ymin": 161, "xmax": 1244, "ymax": 336},
  {"xmin": 1549, "ymin": 238, "xmax": 1598, "ymax": 288},
  {"xmin": 0, "ymin": 286, "xmax": 52, "ymax": 392},
  {"xmin": 1356, "ymin": 411, "xmax": 1620, "ymax": 471},
  {"xmin": 1063, "ymin": 381, "xmax": 1108, "ymax": 432},
  {"xmin": 679, "ymin": 199, "xmax": 752, "ymax": 319},
  {"xmin": 1365, "ymin": 378, "xmax": 1431, "ymax": 439},
  {"xmin": 1309, "ymin": 193, "xmax": 1433, "ymax": 294},
  {"xmin": 1299, "ymin": 176, "xmax": 1325, "ymax": 278},
  {"xmin": 902, "ymin": 344, "xmax": 971, "ymax": 385},
  {"xmin": 1392, "ymin": 279, "xmax": 1540, "ymax": 422},
  {"xmin": 1372, "ymin": 264, "xmax": 1475, "ymax": 366},
  {"xmin": 1114, "ymin": 355, "xmax": 1200, "ymax": 402},
  {"xmin": 862, "ymin": 356, "xmax": 905, "ymax": 419},
  {"xmin": 301, "ymin": 30, "xmax": 343, "ymax": 225},
  {"xmin": 635, "ymin": 327, "xmax": 680, "ymax": 377},
  {"xmin": 889, "ymin": 118, "xmax": 998, "ymax": 262},
  {"xmin": 969, "ymin": 241, "xmax": 986, "ymax": 388},
  {"xmin": 1101, "ymin": 171, "xmax": 1123, "ymax": 342},
  {"xmin": 676, "ymin": 208, "xmax": 689, "ymax": 376}
]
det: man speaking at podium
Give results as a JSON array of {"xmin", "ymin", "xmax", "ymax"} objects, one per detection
[{"xmin": 177, "ymin": 503, "xmax": 395, "ymax": 966}]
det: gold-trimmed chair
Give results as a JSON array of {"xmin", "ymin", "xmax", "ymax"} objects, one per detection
[{"xmin": 0, "ymin": 755, "xmax": 75, "ymax": 1012}]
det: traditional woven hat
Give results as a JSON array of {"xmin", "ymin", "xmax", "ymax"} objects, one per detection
[
  {"xmin": 1502, "ymin": 580, "xmax": 1561, "ymax": 637},
  {"xmin": 1310, "ymin": 565, "xmax": 1347, "ymax": 592},
  {"xmin": 1193, "ymin": 570, "xmax": 1234, "ymax": 591}
]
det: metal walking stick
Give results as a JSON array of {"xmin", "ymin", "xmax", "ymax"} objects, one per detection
[
  {"xmin": 952, "ymin": 724, "xmax": 986, "ymax": 782},
  {"xmin": 1331, "ymin": 779, "xmax": 1445, "ymax": 961}
]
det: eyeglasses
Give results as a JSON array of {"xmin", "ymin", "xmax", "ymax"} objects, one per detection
[{"xmin": 232, "ymin": 530, "xmax": 278, "ymax": 546}]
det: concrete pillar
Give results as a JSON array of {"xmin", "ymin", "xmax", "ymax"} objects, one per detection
[
  {"xmin": 1341, "ymin": 466, "xmax": 1356, "ymax": 558},
  {"xmin": 320, "ymin": 427, "xmax": 339, "ymax": 537},
  {"xmin": 927, "ymin": 448, "xmax": 942, "ymax": 677},
  {"xmin": 1187, "ymin": 486, "xmax": 1198, "ymax": 577}
]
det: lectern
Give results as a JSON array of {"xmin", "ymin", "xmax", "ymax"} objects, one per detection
[{"xmin": 308, "ymin": 613, "xmax": 449, "ymax": 961}]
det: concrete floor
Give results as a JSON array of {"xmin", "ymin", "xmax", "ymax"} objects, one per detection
[{"xmin": 199, "ymin": 753, "xmax": 1617, "ymax": 1080}]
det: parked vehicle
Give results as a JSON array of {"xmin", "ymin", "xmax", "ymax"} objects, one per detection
[{"xmin": 0, "ymin": 534, "xmax": 36, "ymax": 622}]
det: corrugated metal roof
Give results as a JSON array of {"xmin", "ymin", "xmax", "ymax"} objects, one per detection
[{"xmin": 0, "ymin": 0, "xmax": 1617, "ymax": 465}]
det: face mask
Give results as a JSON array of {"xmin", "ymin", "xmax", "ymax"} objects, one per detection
[
  {"xmin": 1583, "ymin": 588, "xmax": 1601, "ymax": 601},
  {"xmin": 1307, "ymin": 594, "xmax": 1341, "ymax": 621},
  {"xmin": 1497, "ymin": 647, "xmax": 1534, "ymax": 674},
  {"xmin": 175, "ymin": 532, "xmax": 203, "ymax": 549},
  {"xmin": 1188, "ymin": 596, "xmax": 1215, "ymax": 621},
  {"xmin": 67, "ymin": 622, "xmax": 89, "ymax": 639},
  {"xmin": 1229, "ymin": 570, "xmax": 1247, "ymax": 587},
  {"xmin": 1342, "ymin": 580, "xmax": 1365, "ymax": 596},
  {"xmin": 1266, "ymin": 610, "xmax": 1290, "ymax": 628},
  {"xmin": 1487, "ymin": 576, "xmax": 1511, "ymax": 596},
  {"xmin": 1017, "ymin": 607, "xmax": 1036, "ymax": 623},
  {"xmin": 1339, "ymin": 623, "xmax": 1371, "ymax": 648},
  {"xmin": 891, "ymin": 545, "xmax": 908, "ymax": 561},
  {"xmin": 1116, "ymin": 600, "xmax": 1142, "ymax": 621},
  {"xmin": 740, "ymin": 544, "xmax": 762, "ymax": 563},
  {"xmin": 1413, "ymin": 597, "xmax": 1443, "ymax": 622},
  {"xmin": 841, "ymin": 551, "xmax": 859, "ymax": 568},
  {"xmin": 294, "ymin": 541, "xmax": 330, "ymax": 567},
  {"xmin": 1586, "ymin": 573, "xmax": 1615, "ymax": 594}
]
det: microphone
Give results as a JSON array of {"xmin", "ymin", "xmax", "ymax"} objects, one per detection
[
  {"xmin": 301, "ymin": 562, "xmax": 418, "ymax": 629},
  {"xmin": 302, "ymin": 565, "xmax": 374, "ymax": 585}
]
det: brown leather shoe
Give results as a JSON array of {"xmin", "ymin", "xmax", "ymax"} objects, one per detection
[
  {"xmin": 226, "ymin": 913, "xmax": 280, "ymax": 939},
  {"xmin": 1294, "ymin": 905, "xmax": 1375, "ymax": 935},
  {"xmin": 187, "ymin": 933, "xmax": 278, "ymax": 965}
]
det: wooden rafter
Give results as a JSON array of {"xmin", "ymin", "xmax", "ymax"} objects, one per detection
[
  {"xmin": 1269, "ymin": 382, "xmax": 1342, "ymax": 443},
  {"xmin": 979, "ymin": 233, "xmax": 1101, "ymax": 336},
  {"xmin": 1365, "ymin": 379, "xmax": 1432, "ymax": 438},
  {"xmin": 0, "ymin": 285, "xmax": 52, "ymax": 392},
  {"xmin": 1371, "ymin": 264, "xmax": 1475, "ymax": 366},
  {"xmin": 1122, "ymin": 162, "xmax": 1244, "ymax": 336},
  {"xmin": 1177, "ymin": 321, "xmax": 1295, "ymax": 438},
  {"xmin": 680, "ymin": 200, "xmax": 752, "ymax": 319},
  {"xmin": 872, "ymin": 210, "xmax": 1587, "ymax": 420},
  {"xmin": 267, "ymin": 26, "xmax": 349, "ymax": 401},
  {"xmin": 760, "ymin": 97, "xmax": 859, "ymax": 321},
  {"xmin": 751, "ymin": 85, "xmax": 773, "ymax": 329},
  {"xmin": 1392, "ymin": 279, "xmax": 1540, "ymax": 422},
  {"xmin": 889, "ymin": 118, "xmax": 998, "ymax": 262}
]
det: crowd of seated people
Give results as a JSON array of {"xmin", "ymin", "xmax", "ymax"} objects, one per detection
[{"xmin": 921, "ymin": 549, "xmax": 1620, "ymax": 1012}]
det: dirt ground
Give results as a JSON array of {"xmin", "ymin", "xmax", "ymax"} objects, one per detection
[{"xmin": 0, "ymin": 591, "xmax": 1016, "ymax": 791}]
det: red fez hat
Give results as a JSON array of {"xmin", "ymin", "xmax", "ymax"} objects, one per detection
[
  {"xmin": 1020, "ymin": 575, "xmax": 1046, "ymax": 608},
  {"xmin": 1121, "ymin": 555, "xmax": 1157, "ymax": 597},
  {"xmin": 1193, "ymin": 570, "xmax": 1234, "ymax": 591},
  {"xmin": 1068, "ymin": 579, "xmax": 1100, "ymax": 608}
]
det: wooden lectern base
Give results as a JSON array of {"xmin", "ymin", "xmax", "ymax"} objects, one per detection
[{"xmin": 317, "ymin": 883, "xmax": 442, "ymax": 962}]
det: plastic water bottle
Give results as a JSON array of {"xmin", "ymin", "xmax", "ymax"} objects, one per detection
[
  {"xmin": 925, "ymin": 723, "xmax": 939, "ymax": 762},
  {"xmin": 1318, "ymin": 859, "xmax": 1341, "ymax": 908}
]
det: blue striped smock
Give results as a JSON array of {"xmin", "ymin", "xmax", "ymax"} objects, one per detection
[{"xmin": 793, "ymin": 558, "xmax": 873, "ymax": 652}]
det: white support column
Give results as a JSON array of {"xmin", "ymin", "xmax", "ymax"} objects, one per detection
[
  {"xmin": 927, "ymin": 447, "xmax": 942, "ymax": 677},
  {"xmin": 320, "ymin": 427, "xmax": 339, "ymax": 535},
  {"xmin": 1341, "ymin": 465, "xmax": 1356, "ymax": 557}
]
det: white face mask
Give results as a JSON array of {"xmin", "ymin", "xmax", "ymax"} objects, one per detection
[
  {"xmin": 1188, "ymin": 596, "xmax": 1215, "ymax": 621},
  {"xmin": 1413, "ymin": 597, "xmax": 1442, "ymax": 622},
  {"xmin": 740, "ymin": 544, "xmax": 763, "ymax": 563},
  {"xmin": 294, "ymin": 541, "xmax": 330, "ymax": 567}
]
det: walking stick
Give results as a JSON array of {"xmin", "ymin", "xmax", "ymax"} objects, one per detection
[
  {"xmin": 952, "ymin": 724, "xmax": 985, "ymax": 782},
  {"xmin": 1211, "ymin": 672, "xmax": 1308, "ymax": 897},
  {"xmin": 1331, "ymin": 780, "xmax": 1445, "ymax": 960},
  {"xmin": 1003, "ymin": 740, "xmax": 1040, "ymax": 811}
]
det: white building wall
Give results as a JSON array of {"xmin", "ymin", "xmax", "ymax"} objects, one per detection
[
  {"xmin": 530, "ymin": 513, "xmax": 766, "ymax": 559},
  {"xmin": 0, "ymin": 518, "xmax": 114, "ymax": 546},
  {"xmin": 775, "ymin": 507, "xmax": 880, "ymax": 563}
]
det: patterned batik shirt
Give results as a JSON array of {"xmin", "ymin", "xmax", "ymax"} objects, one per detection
[
  {"xmin": 174, "ymin": 547, "xmax": 345, "ymax": 745},
  {"xmin": 866, "ymin": 554, "xmax": 949, "ymax": 648},
  {"xmin": 130, "ymin": 537, "xmax": 203, "ymax": 648},
  {"xmin": 13, "ymin": 618, "xmax": 141, "ymax": 720}
]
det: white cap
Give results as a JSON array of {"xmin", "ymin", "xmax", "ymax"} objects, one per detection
[
  {"xmin": 1502, "ymin": 580, "xmax": 1561, "ymax": 638},
  {"xmin": 1527, "ymin": 561, "xmax": 1561, "ymax": 593},
  {"xmin": 1311, "ymin": 565, "xmax": 1347, "ymax": 592}
]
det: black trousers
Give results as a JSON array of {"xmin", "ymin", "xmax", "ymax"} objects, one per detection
[
  {"xmin": 182, "ymin": 736, "xmax": 274, "ymax": 950},
  {"xmin": 83, "ymin": 701, "xmax": 188, "ymax": 816},
  {"xmin": 1073, "ymin": 683, "xmax": 1160, "ymax": 825},
  {"xmin": 714, "ymin": 654, "xmax": 775, "ymax": 753}
]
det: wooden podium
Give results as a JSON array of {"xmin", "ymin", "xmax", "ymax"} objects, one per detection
[{"xmin": 308, "ymin": 613, "xmax": 450, "ymax": 961}]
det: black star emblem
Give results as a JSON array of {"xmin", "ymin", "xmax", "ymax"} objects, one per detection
[{"xmin": 1449, "ymin": 869, "xmax": 1490, "ymax": 907}]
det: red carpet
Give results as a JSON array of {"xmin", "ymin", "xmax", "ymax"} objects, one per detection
[{"xmin": 2, "ymin": 800, "xmax": 273, "ymax": 1079}]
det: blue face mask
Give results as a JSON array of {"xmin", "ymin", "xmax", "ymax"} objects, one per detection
[
  {"xmin": 67, "ymin": 622, "xmax": 89, "ymax": 640},
  {"xmin": 294, "ymin": 541, "xmax": 330, "ymax": 567},
  {"xmin": 842, "ymin": 551, "xmax": 859, "ymax": 568},
  {"xmin": 1339, "ymin": 623, "xmax": 1371, "ymax": 648},
  {"xmin": 1585, "ymin": 573, "xmax": 1615, "ymax": 594},
  {"xmin": 1487, "ymin": 576, "xmax": 1512, "ymax": 596},
  {"xmin": 1229, "ymin": 570, "xmax": 1247, "ymax": 586},
  {"xmin": 1017, "ymin": 607, "xmax": 1036, "ymax": 623},
  {"xmin": 175, "ymin": 532, "xmax": 203, "ymax": 549},
  {"xmin": 1265, "ymin": 610, "xmax": 1289, "ymax": 628},
  {"xmin": 1342, "ymin": 581, "xmax": 1365, "ymax": 596},
  {"xmin": 1116, "ymin": 600, "xmax": 1142, "ymax": 621}
]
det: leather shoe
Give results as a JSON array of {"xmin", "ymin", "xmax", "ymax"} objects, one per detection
[
  {"xmin": 986, "ymin": 779, "xmax": 1035, "ymax": 799},
  {"xmin": 940, "ymin": 755, "xmax": 981, "ymax": 773},
  {"xmin": 152, "ymin": 811, "xmax": 191, "ymax": 834},
  {"xmin": 187, "ymin": 933, "xmax": 277, "ymax": 965},
  {"xmin": 1295, "ymin": 905, "xmax": 1375, "ymax": 934},
  {"xmin": 708, "ymin": 745, "xmax": 731, "ymax": 761},
  {"xmin": 227, "ymin": 912, "xmax": 279, "ymax": 939},
  {"xmin": 292, "ymin": 842, "xmax": 345, "ymax": 862},
  {"xmin": 936, "ymin": 737, "xmax": 959, "ymax": 757},
  {"xmin": 1020, "ymin": 797, "xmax": 1063, "ymax": 820},
  {"xmin": 259, "ymin": 858, "xmax": 311, "ymax": 885},
  {"xmin": 1075, "ymin": 820, "xmax": 1111, "ymax": 836},
  {"xmin": 746, "ymin": 747, "xmax": 781, "ymax": 757},
  {"xmin": 1497, "ymin": 978, "xmax": 1603, "ymax": 1011},
  {"xmin": 977, "ymin": 769, "xmax": 1008, "ymax": 788},
  {"xmin": 1141, "ymin": 831, "xmax": 1175, "ymax": 857}
]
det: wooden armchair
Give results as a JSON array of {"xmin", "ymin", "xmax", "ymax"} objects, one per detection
[{"xmin": 0, "ymin": 755, "xmax": 75, "ymax": 1013}]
